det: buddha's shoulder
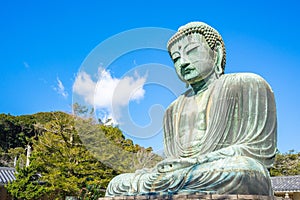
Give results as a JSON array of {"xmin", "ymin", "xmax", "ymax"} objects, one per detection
[
  {"xmin": 221, "ymin": 73, "xmax": 266, "ymax": 82},
  {"xmin": 166, "ymin": 73, "xmax": 273, "ymax": 112},
  {"xmin": 218, "ymin": 73, "xmax": 272, "ymax": 88}
]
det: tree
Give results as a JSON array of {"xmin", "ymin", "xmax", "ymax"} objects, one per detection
[
  {"xmin": 72, "ymin": 103, "xmax": 89, "ymax": 117},
  {"xmin": 0, "ymin": 111, "xmax": 75, "ymax": 167},
  {"xmin": 270, "ymin": 150, "xmax": 300, "ymax": 176},
  {"xmin": 7, "ymin": 113, "xmax": 118, "ymax": 199},
  {"xmin": 77, "ymin": 119, "xmax": 162, "ymax": 173},
  {"xmin": 5, "ymin": 111, "xmax": 162, "ymax": 199},
  {"xmin": 6, "ymin": 162, "xmax": 48, "ymax": 199}
]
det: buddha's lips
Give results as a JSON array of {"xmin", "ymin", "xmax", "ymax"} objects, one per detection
[{"xmin": 182, "ymin": 68, "xmax": 195, "ymax": 75}]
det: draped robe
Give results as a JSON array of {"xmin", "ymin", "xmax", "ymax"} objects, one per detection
[{"xmin": 105, "ymin": 73, "xmax": 277, "ymax": 196}]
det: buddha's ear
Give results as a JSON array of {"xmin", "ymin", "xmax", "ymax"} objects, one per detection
[
  {"xmin": 215, "ymin": 41, "xmax": 223, "ymax": 68},
  {"xmin": 215, "ymin": 41, "xmax": 223, "ymax": 75}
]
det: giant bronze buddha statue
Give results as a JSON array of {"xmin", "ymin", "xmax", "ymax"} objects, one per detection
[{"xmin": 105, "ymin": 22, "xmax": 277, "ymax": 196}]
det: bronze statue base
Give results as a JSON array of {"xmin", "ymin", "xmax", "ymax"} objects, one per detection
[{"xmin": 100, "ymin": 194, "xmax": 282, "ymax": 200}]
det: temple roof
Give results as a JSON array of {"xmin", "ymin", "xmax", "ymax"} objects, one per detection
[
  {"xmin": 0, "ymin": 167, "xmax": 16, "ymax": 185},
  {"xmin": 271, "ymin": 175, "xmax": 300, "ymax": 192}
]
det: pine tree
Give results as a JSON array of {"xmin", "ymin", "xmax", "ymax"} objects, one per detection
[
  {"xmin": 6, "ymin": 111, "xmax": 162, "ymax": 199},
  {"xmin": 270, "ymin": 150, "xmax": 300, "ymax": 176},
  {"xmin": 7, "ymin": 114, "xmax": 118, "ymax": 199}
]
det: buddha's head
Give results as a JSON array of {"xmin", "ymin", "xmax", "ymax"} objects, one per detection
[{"xmin": 167, "ymin": 22, "xmax": 226, "ymax": 85}]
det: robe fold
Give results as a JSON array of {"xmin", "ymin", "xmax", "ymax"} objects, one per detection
[{"xmin": 105, "ymin": 73, "xmax": 277, "ymax": 196}]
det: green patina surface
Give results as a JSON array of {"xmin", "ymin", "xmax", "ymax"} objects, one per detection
[{"xmin": 105, "ymin": 22, "xmax": 277, "ymax": 197}]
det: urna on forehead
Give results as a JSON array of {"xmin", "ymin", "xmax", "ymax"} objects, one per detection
[{"xmin": 167, "ymin": 21, "xmax": 226, "ymax": 69}]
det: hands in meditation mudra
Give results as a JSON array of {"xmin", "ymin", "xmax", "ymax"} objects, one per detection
[{"xmin": 105, "ymin": 22, "xmax": 277, "ymax": 196}]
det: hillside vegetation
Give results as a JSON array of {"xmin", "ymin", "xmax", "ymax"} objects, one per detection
[{"xmin": 0, "ymin": 111, "xmax": 162, "ymax": 199}]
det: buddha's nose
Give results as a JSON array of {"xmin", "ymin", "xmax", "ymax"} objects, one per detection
[{"xmin": 180, "ymin": 57, "xmax": 190, "ymax": 68}]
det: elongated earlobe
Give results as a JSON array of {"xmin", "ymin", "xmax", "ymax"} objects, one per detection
[{"xmin": 214, "ymin": 41, "xmax": 223, "ymax": 77}]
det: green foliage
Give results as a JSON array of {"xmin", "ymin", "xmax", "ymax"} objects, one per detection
[
  {"xmin": 79, "ymin": 183, "xmax": 105, "ymax": 200},
  {"xmin": 0, "ymin": 146, "xmax": 10, "ymax": 167},
  {"xmin": 0, "ymin": 113, "xmax": 33, "ymax": 151},
  {"xmin": 0, "ymin": 145, "xmax": 26, "ymax": 167},
  {"xmin": 73, "ymin": 103, "xmax": 89, "ymax": 118},
  {"xmin": 6, "ymin": 163, "xmax": 48, "ymax": 199},
  {"xmin": 5, "ymin": 111, "xmax": 162, "ymax": 199},
  {"xmin": 0, "ymin": 111, "xmax": 69, "ymax": 167},
  {"xmin": 270, "ymin": 150, "xmax": 300, "ymax": 176},
  {"xmin": 77, "ymin": 119, "xmax": 162, "ymax": 173},
  {"xmin": 7, "ymin": 113, "xmax": 118, "ymax": 199}
]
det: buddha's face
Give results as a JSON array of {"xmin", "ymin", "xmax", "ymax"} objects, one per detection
[{"xmin": 169, "ymin": 33, "xmax": 216, "ymax": 84}]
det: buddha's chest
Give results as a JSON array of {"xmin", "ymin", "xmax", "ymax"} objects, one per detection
[{"xmin": 175, "ymin": 91, "xmax": 210, "ymax": 149}]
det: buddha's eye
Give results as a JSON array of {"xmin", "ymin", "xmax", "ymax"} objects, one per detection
[
  {"xmin": 171, "ymin": 52, "xmax": 180, "ymax": 63},
  {"xmin": 173, "ymin": 57, "xmax": 180, "ymax": 63},
  {"xmin": 185, "ymin": 44, "xmax": 200, "ymax": 55}
]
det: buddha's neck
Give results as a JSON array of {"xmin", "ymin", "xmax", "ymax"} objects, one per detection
[{"xmin": 190, "ymin": 73, "xmax": 218, "ymax": 94}]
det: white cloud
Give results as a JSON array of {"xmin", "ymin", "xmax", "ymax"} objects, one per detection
[
  {"xmin": 54, "ymin": 77, "xmax": 68, "ymax": 98},
  {"xmin": 73, "ymin": 71, "xmax": 96, "ymax": 104},
  {"xmin": 73, "ymin": 68, "xmax": 147, "ymax": 123}
]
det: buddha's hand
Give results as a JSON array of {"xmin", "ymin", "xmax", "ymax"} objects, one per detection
[{"xmin": 156, "ymin": 157, "xmax": 198, "ymax": 173}]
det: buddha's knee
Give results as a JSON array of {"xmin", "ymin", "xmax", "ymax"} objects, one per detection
[
  {"xmin": 187, "ymin": 156, "xmax": 271, "ymax": 195},
  {"xmin": 106, "ymin": 173, "xmax": 135, "ymax": 196},
  {"xmin": 209, "ymin": 156, "xmax": 267, "ymax": 172}
]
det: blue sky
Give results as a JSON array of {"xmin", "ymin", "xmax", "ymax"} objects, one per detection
[{"xmin": 1, "ymin": 0, "xmax": 300, "ymax": 153}]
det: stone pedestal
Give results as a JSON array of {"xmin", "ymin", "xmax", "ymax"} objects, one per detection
[{"xmin": 99, "ymin": 194, "xmax": 282, "ymax": 200}]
